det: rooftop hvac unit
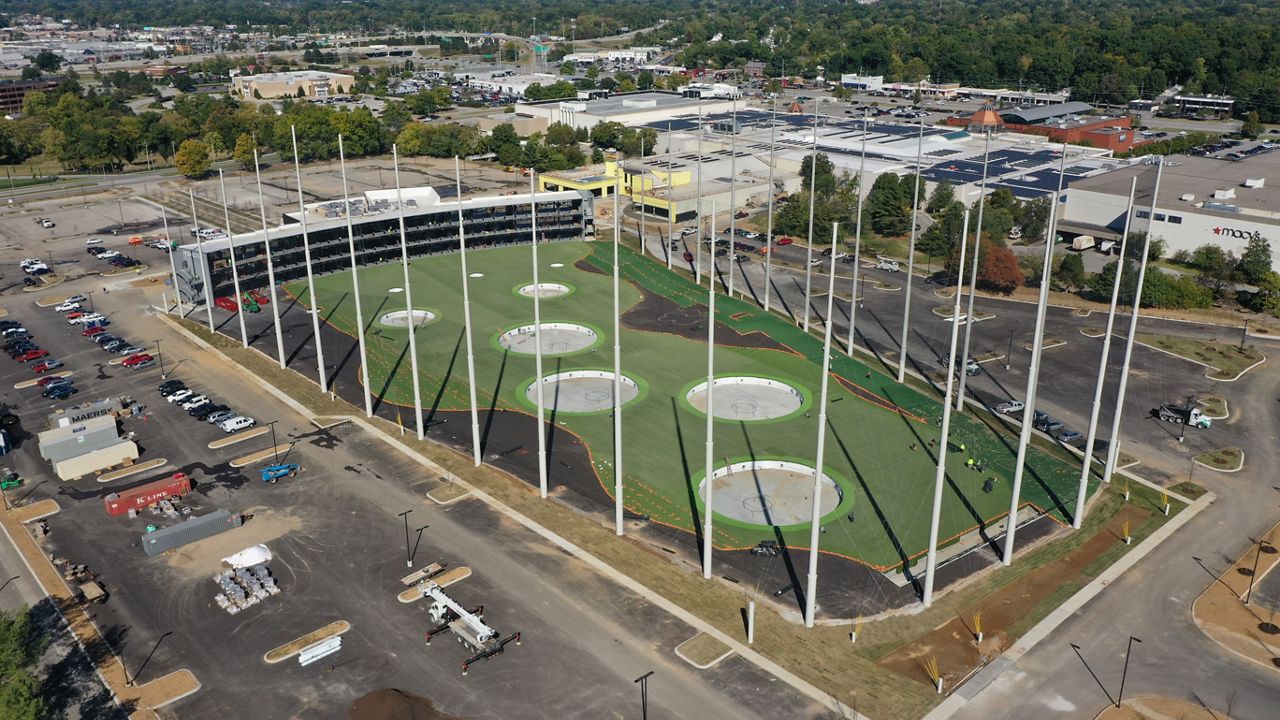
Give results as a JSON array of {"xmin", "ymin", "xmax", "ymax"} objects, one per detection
[
  {"xmin": 1244, "ymin": 177, "xmax": 1266, "ymax": 188},
  {"xmin": 621, "ymin": 99, "xmax": 657, "ymax": 109},
  {"xmin": 1180, "ymin": 193, "xmax": 1195, "ymax": 202},
  {"xmin": 1213, "ymin": 187, "xmax": 1236, "ymax": 200}
]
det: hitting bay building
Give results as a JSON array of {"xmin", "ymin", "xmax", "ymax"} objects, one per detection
[{"xmin": 172, "ymin": 187, "xmax": 595, "ymax": 305}]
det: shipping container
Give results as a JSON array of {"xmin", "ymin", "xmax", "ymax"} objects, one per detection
[
  {"xmin": 104, "ymin": 473, "xmax": 192, "ymax": 517},
  {"xmin": 142, "ymin": 509, "xmax": 242, "ymax": 557}
]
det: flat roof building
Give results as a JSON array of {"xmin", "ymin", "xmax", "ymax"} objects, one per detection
[
  {"xmin": 514, "ymin": 91, "xmax": 739, "ymax": 131},
  {"xmin": 1064, "ymin": 151, "xmax": 1280, "ymax": 269},
  {"xmin": 37, "ymin": 414, "xmax": 139, "ymax": 481},
  {"xmin": 231, "ymin": 71, "xmax": 354, "ymax": 100}
]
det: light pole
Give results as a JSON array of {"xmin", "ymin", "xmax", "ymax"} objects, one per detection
[
  {"xmin": 635, "ymin": 671, "xmax": 654, "ymax": 720},
  {"xmin": 1117, "ymin": 636, "xmax": 1142, "ymax": 707},
  {"xmin": 154, "ymin": 339, "xmax": 165, "ymax": 379},
  {"xmin": 398, "ymin": 509, "xmax": 413, "ymax": 568},
  {"xmin": 1246, "ymin": 540, "xmax": 1271, "ymax": 605}
]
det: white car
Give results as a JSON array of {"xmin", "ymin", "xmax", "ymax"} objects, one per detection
[
  {"xmin": 41, "ymin": 219, "xmax": 55, "ymax": 228},
  {"xmin": 945, "ymin": 313, "xmax": 969, "ymax": 324},
  {"xmin": 167, "ymin": 389, "xmax": 194, "ymax": 403},
  {"xmin": 875, "ymin": 258, "xmax": 901, "ymax": 272},
  {"xmin": 85, "ymin": 238, "xmax": 104, "ymax": 246},
  {"xmin": 74, "ymin": 313, "xmax": 104, "ymax": 324},
  {"xmin": 219, "ymin": 416, "xmax": 256, "ymax": 433},
  {"xmin": 97, "ymin": 251, "xmax": 121, "ymax": 260},
  {"xmin": 180, "ymin": 395, "xmax": 209, "ymax": 409},
  {"xmin": 995, "ymin": 400, "xmax": 1025, "ymax": 416},
  {"xmin": 54, "ymin": 301, "xmax": 81, "ymax": 312}
]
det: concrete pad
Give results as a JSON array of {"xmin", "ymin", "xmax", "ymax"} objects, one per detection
[
  {"xmin": 526, "ymin": 370, "xmax": 638, "ymax": 414},
  {"xmin": 701, "ymin": 461, "xmax": 841, "ymax": 527},
  {"xmin": 208, "ymin": 425, "xmax": 270, "ymax": 450},
  {"xmin": 686, "ymin": 376, "xmax": 804, "ymax": 421},
  {"xmin": 499, "ymin": 322, "xmax": 598, "ymax": 355},
  {"xmin": 228, "ymin": 444, "xmax": 292, "ymax": 468}
]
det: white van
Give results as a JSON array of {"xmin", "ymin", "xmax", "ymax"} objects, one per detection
[{"xmin": 219, "ymin": 416, "xmax": 256, "ymax": 433}]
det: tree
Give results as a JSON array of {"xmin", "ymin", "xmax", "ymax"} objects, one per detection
[
  {"xmin": 32, "ymin": 49, "xmax": 60, "ymax": 72},
  {"xmin": 1125, "ymin": 231, "xmax": 1166, "ymax": 262},
  {"xmin": 1242, "ymin": 110, "xmax": 1263, "ymax": 139},
  {"xmin": 380, "ymin": 100, "xmax": 412, "ymax": 136},
  {"xmin": 174, "ymin": 138, "xmax": 211, "ymax": 177},
  {"xmin": 560, "ymin": 61, "xmax": 575, "ymax": 75},
  {"xmin": 867, "ymin": 172, "xmax": 910, "ymax": 236},
  {"xmin": 202, "ymin": 130, "xmax": 225, "ymax": 158},
  {"xmin": 1190, "ymin": 244, "xmax": 1240, "ymax": 296},
  {"xmin": 800, "ymin": 152, "xmax": 837, "ymax": 195},
  {"xmin": 232, "ymin": 132, "xmax": 256, "ymax": 170},
  {"xmin": 925, "ymin": 181, "xmax": 955, "ymax": 215},
  {"xmin": 1239, "ymin": 233, "xmax": 1273, "ymax": 284},
  {"xmin": 1056, "ymin": 253, "xmax": 1086, "ymax": 290},
  {"xmin": 980, "ymin": 245, "xmax": 1024, "ymax": 294},
  {"xmin": 1019, "ymin": 196, "xmax": 1051, "ymax": 241},
  {"xmin": 0, "ymin": 608, "xmax": 46, "ymax": 720}
]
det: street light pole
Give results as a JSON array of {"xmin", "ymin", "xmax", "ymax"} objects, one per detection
[
  {"xmin": 154, "ymin": 339, "xmax": 165, "ymax": 379},
  {"xmin": 634, "ymin": 671, "xmax": 654, "ymax": 720},
  {"xmin": 398, "ymin": 509, "xmax": 413, "ymax": 568},
  {"xmin": 1246, "ymin": 540, "xmax": 1270, "ymax": 605}
]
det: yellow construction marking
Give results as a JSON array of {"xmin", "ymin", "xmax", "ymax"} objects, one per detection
[
  {"xmin": 397, "ymin": 566, "xmax": 472, "ymax": 603},
  {"xmin": 96, "ymin": 458, "xmax": 168, "ymax": 484},
  {"xmin": 208, "ymin": 425, "xmax": 269, "ymax": 450},
  {"xmin": 263, "ymin": 621, "xmax": 352, "ymax": 664},
  {"xmin": 14, "ymin": 371, "xmax": 71, "ymax": 389},
  {"xmin": 229, "ymin": 444, "xmax": 291, "ymax": 468}
]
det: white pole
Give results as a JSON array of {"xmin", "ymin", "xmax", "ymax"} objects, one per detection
[
  {"xmin": 846, "ymin": 108, "xmax": 869, "ymax": 356},
  {"xmin": 337, "ymin": 135, "xmax": 373, "ymax": 418},
  {"xmin": 1075, "ymin": 178, "xmax": 1138, "ymax": 528},
  {"xmin": 391, "ymin": 145, "xmax": 425, "ymax": 440},
  {"xmin": 764, "ymin": 95, "xmax": 778, "ymax": 313},
  {"xmin": 727, "ymin": 99, "xmax": 737, "ymax": 298},
  {"xmin": 803, "ymin": 221, "xmax": 840, "ymax": 628},
  {"xmin": 613, "ymin": 174, "xmax": 625, "ymax": 536},
  {"xmin": 666, "ymin": 121, "xmax": 674, "ymax": 271},
  {"xmin": 217, "ymin": 170, "xmax": 249, "ymax": 347},
  {"xmin": 161, "ymin": 206, "xmax": 181, "ymax": 317},
  {"xmin": 291, "ymin": 126, "xmax": 328, "ymax": 392},
  {"xmin": 638, "ymin": 135, "xmax": 646, "ymax": 257},
  {"xmin": 702, "ymin": 202, "xmax": 718, "ymax": 580},
  {"xmin": 897, "ymin": 120, "xmax": 926, "ymax": 383},
  {"xmin": 1002, "ymin": 148, "xmax": 1071, "ymax": 564},
  {"xmin": 530, "ymin": 171, "xmax": 548, "ymax": 498},
  {"xmin": 1104, "ymin": 163, "xmax": 1165, "ymax": 485},
  {"xmin": 955, "ymin": 130, "xmax": 992, "ymax": 411},
  {"xmin": 252, "ymin": 148, "xmax": 286, "ymax": 369},
  {"xmin": 455, "ymin": 157, "xmax": 483, "ymax": 465},
  {"xmin": 802, "ymin": 106, "xmax": 820, "ymax": 332},
  {"xmin": 695, "ymin": 107, "xmax": 704, "ymax": 285},
  {"xmin": 189, "ymin": 190, "xmax": 215, "ymax": 331},
  {"xmin": 747, "ymin": 600, "xmax": 755, "ymax": 644},
  {"xmin": 923, "ymin": 210, "xmax": 970, "ymax": 607}
]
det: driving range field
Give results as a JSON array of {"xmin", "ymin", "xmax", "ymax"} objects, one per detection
[{"xmin": 288, "ymin": 240, "xmax": 1091, "ymax": 572}]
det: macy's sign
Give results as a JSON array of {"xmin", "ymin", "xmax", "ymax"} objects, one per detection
[{"xmin": 1213, "ymin": 226, "xmax": 1267, "ymax": 241}]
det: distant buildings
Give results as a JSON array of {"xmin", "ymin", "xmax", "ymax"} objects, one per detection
[
  {"xmin": 230, "ymin": 70, "xmax": 354, "ymax": 100},
  {"xmin": 946, "ymin": 101, "xmax": 1145, "ymax": 153},
  {"xmin": 0, "ymin": 77, "xmax": 59, "ymax": 114},
  {"xmin": 514, "ymin": 91, "xmax": 739, "ymax": 131}
]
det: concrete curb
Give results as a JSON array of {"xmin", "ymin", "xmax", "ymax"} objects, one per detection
[
  {"xmin": 1192, "ymin": 448, "xmax": 1245, "ymax": 473},
  {"xmin": 156, "ymin": 312, "xmax": 866, "ymax": 720},
  {"xmin": 923, "ymin": 488, "xmax": 1216, "ymax": 720}
]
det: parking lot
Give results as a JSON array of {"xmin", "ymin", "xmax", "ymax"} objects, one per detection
[{"xmin": 0, "ymin": 278, "xmax": 831, "ymax": 719}]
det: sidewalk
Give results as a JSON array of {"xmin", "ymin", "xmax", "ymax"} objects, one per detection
[{"xmin": 0, "ymin": 498, "xmax": 200, "ymax": 719}]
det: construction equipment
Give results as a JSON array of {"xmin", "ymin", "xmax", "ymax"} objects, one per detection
[
  {"xmin": 0, "ymin": 471, "xmax": 21, "ymax": 490},
  {"xmin": 1152, "ymin": 403, "xmax": 1211, "ymax": 429},
  {"xmin": 260, "ymin": 463, "xmax": 300, "ymax": 483},
  {"xmin": 419, "ymin": 580, "xmax": 521, "ymax": 675}
]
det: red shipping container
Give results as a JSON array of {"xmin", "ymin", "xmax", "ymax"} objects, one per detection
[{"xmin": 103, "ymin": 473, "xmax": 192, "ymax": 517}]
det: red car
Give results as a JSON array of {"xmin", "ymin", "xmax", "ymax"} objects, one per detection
[
  {"xmin": 36, "ymin": 375, "xmax": 65, "ymax": 387},
  {"xmin": 682, "ymin": 251, "xmax": 694, "ymax": 262},
  {"xmin": 776, "ymin": 236, "xmax": 794, "ymax": 246},
  {"xmin": 83, "ymin": 325, "xmax": 106, "ymax": 337},
  {"xmin": 17, "ymin": 349, "xmax": 48, "ymax": 362},
  {"xmin": 214, "ymin": 297, "xmax": 239, "ymax": 312},
  {"xmin": 32, "ymin": 360, "xmax": 62, "ymax": 373},
  {"xmin": 122, "ymin": 353, "xmax": 153, "ymax": 367},
  {"xmin": 65, "ymin": 311, "xmax": 85, "ymax": 320},
  {"xmin": 250, "ymin": 289, "xmax": 270, "ymax": 305}
]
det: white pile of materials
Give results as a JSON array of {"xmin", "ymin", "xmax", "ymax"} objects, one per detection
[{"xmin": 213, "ymin": 563, "xmax": 279, "ymax": 614}]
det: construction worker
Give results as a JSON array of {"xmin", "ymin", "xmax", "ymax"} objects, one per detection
[{"xmin": 966, "ymin": 458, "xmax": 975, "ymax": 470}]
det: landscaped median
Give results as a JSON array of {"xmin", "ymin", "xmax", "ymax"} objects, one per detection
[
  {"xmin": 163, "ymin": 310, "xmax": 1206, "ymax": 720},
  {"xmin": 1192, "ymin": 518, "xmax": 1280, "ymax": 671},
  {"xmin": 1134, "ymin": 334, "xmax": 1264, "ymax": 381}
]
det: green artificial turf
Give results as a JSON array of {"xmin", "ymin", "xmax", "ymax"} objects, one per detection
[{"xmin": 289, "ymin": 240, "xmax": 1088, "ymax": 570}]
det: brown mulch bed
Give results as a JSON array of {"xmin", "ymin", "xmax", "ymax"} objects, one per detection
[{"xmin": 348, "ymin": 688, "xmax": 465, "ymax": 720}]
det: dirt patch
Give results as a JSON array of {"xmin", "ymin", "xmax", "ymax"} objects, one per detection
[
  {"xmin": 348, "ymin": 688, "xmax": 465, "ymax": 720},
  {"xmin": 162, "ymin": 507, "xmax": 302, "ymax": 579},
  {"xmin": 676, "ymin": 632, "xmax": 733, "ymax": 668},
  {"xmin": 878, "ymin": 503, "xmax": 1151, "ymax": 690},
  {"xmin": 1192, "ymin": 518, "xmax": 1280, "ymax": 672},
  {"xmin": 620, "ymin": 282, "xmax": 791, "ymax": 352}
]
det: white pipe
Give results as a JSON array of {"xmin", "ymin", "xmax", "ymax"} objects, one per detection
[
  {"xmin": 290, "ymin": 126, "xmax": 328, "ymax": 392},
  {"xmin": 955, "ymin": 130, "xmax": 992, "ymax": 411},
  {"xmin": 846, "ymin": 108, "xmax": 869, "ymax": 356},
  {"xmin": 703, "ymin": 202, "xmax": 718, "ymax": 580},
  {"xmin": 1002, "ymin": 148, "xmax": 1070, "ymax": 565},
  {"xmin": 802, "ymin": 107, "xmax": 820, "ymax": 332},
  {"xmin": 252, "ymin": 148, "xmax": 286, "ymax": 369},
  {"xmin": 531, "ymin": 171, "xmax": 548, "ymax": 499},
  {"xmin": 391, "ymin": 145, "xmax": 425, "ymax": 440},
  {"xmin": 161, "ymin": 206, "xmax": 181, "ymax": 317},
  {"xmin": 1104, "ymin": 162, "xmax": 1165, "ymax": 485},
  {"xmin": 666, "ymin": 121, "xmax": 674, "ymax": 271},
  {"xmin": 217, "ymin": 169, "xmax": 249, "ymax": 348},
  {"xmin": 695, "ymin": 108, "xmax": 704, "ymax": 286},
  {"xmin": 897, "ymin": 121, "xmax": 926, "ymax": 383},
  {"xmin": 764, "ymin": 96, "xmax": 777, "ymax": 313},
  {"xmin": 803, "ymin": 221, "xmax": 840, "ymax": 628},
  {"xmin": 638, "ymin": 135, "xmax": 646, "ymax": 257},
  {"xmin": 728, "ymin": 99, "xmax": 737, "ymax": 298},
  {"xmin": 923, "ymin": 210, "xmax": 970, "ymax": 607},
  {"xmin": 189, "ymin": 190, "xmax": 215, "ymax": 331},
  {"xmin": 1075, "ymin": 177, "xmax": 1138, "ymax": 528},
  {"xmin": 613, "ymin": 173, "xmax": 625, "ymax": 536},
  {"xmin": 455, "ymin": 157, "xmax": 483, "ymax": 466},
  {"xmin": 337, "ymin": 136, "xmax": 374, "ymax": 417}
]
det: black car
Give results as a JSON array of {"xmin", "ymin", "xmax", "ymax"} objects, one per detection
[
  {"xmin": 190, "ymin": 403, "xmax": 227, "ymax": 420},
  {"xmin": 0, "ymin": 413, "xmax": 20, "ymax": 427},
  {"xmin": 159, "ymin": 384, "xmax": 187, "ymax": 397},
  {"xmin": 158, "ymin": 379, "xmax": 184, "ymax": 392}
]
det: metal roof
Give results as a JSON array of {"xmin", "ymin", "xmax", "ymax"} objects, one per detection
[{"xmin": 1000, "ymin": 102, "xmax": 1095, "ymax": 125}]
